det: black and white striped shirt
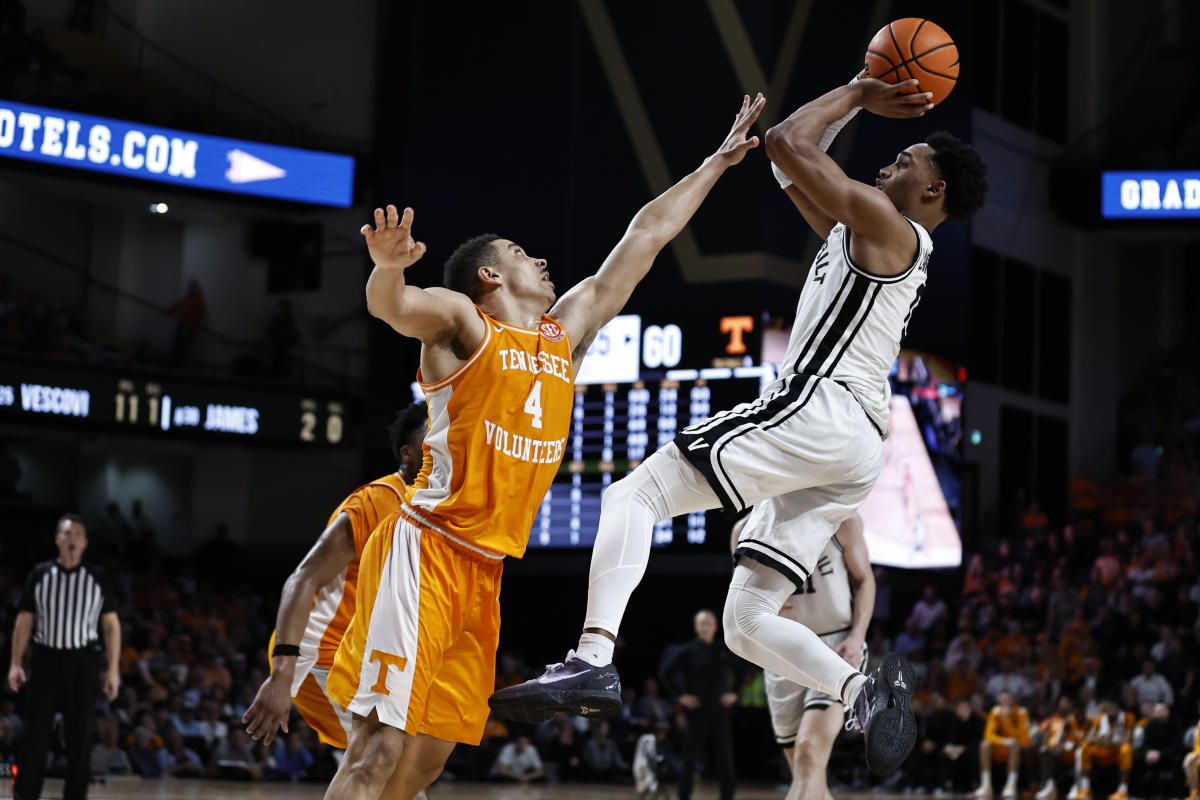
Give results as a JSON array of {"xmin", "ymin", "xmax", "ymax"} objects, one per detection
[{"xmin": 18, "ymin": 560, "xmax": 115, "ymax": 650}]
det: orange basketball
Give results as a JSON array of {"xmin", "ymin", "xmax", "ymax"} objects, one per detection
[{"xmin": 864, "ymin": 18, "xmax": 958, "ymax": 105}]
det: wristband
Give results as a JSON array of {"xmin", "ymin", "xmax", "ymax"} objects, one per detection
[
  {"xmin": 771, "ymin": 161, "xmax": 793, "ymax": 190},
  {"xmin": 817, "ymin": 73, "xmax": 864, "ymax": 153},
  {"xmin": 272, "ymin": 643, "xmax": 300, "ymax": 658}
]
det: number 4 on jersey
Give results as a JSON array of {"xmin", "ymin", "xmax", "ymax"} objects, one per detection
[{"xmin": 524, "ymin": 381, "xmax": 543, "ymax": 429}]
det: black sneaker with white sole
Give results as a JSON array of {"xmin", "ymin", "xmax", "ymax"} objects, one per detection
[
  {"xmin": 848, "ymin": 653, "xmax": 917, "ymax": 776},
  {"xmin": 488, "ymin": 651, "xmax": 622, "ymax": 724}
]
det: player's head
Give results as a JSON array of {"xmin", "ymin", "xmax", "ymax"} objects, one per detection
[
  {"xmin": 997, "ymin": 690, "xmax": 1014, "ymax": 709},
  {"xmin": 388, "ymin": 402, "xmax": 429, "ymax": 483},
  {"xmin": 443, "ymin": 234, "xmax": 555, "ymax": 310},
  {"xmin": 1057, "ymin": 695, "xmax": 1073, "ymax": 716},
  {"xmin": 875, "ymin": 131, "xmax": 988, "ymax": 225},
  {"xmin": 54, "ymin": 513, "xmax": 87, "ymax": 565},
  {"xmin": 694, "ymin": 609, "xmax": 718, "ymax": 643}
]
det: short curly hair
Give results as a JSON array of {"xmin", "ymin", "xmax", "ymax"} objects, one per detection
[
  {"xmin": 443, "ymin": 234, "xmax": 502, "ymax": 301},
  {"xmin": 387, "ymin": 402, "xmax": 428, "ymax": 463},
  {"xmin": 925, "ymin": 131, "xmax": 989, "ymax": 223}
]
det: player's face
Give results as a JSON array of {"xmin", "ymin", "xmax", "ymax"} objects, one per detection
[
  {"xmin": 54, "ymin": 520, "xmax": 87, "ymax": 563},
  {"xmin": 875, "ymin": 143, "xmax": 938, "ymax": 213},
  {"xmin": 492, "ymin": 240, "xmax": 555, "ymax": 309}
]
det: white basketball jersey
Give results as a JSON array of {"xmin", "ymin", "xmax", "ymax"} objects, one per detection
[
  {"xmin": 779, "ymin": 535, "xmax": 854, "ymax": 638},
  {"xmin": 777, "ymin": 220, "xmax": 932, "ymax": 436}
]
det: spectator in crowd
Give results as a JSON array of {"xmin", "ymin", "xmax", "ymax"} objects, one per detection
[
  {"xmin": 1129, "ymin": 659, "xmax": 1173, "ymax": 707},
  {"xmin": 941, "ymin": 697, "xmax": 985, "ymax": 793},
  {"xmin": 974, "ymin": 690, "xmax": 1033, "ymax": 800},
  {"xmin": 581, "ymin": 720, "xmax": 628, "ymax": 782},
  {"xmin": 159, "ymin": 728, "xmax": 204, "ymax": 778},
  {"xmin": 1184, "ymin": 715, "xmax": 1200, "ymax": 800},
  {"xmin": 634, "ymin": 677, "xmax": 673, "ymax": 731},
  {"xmin": 910, "ymin": 586, "xmax": 949, "ymax": 631},
  {"xmin": 1134, "ymin": 702, "xmax": 1179, "ymax": 799},
  {"xmin": 128, "ymin": 726, "xmax": 164, "ymax": 778},
  {"xmin": 492, "ymin": 734, "xmax": 545, "ymax": 784},
  {"xmin": 947, "ymin": 651, "xmax": 982, "ymax": 701},
  {"xmin": 894, "ymin": 617, "xmax": 926, "ymax": 659},
  {"xmin": 89, "ymin": 717, "xmax": 132, "ymax": 777},
  {"xmin": 634, "ymin": 721, "xmax": 671, "ymax": 797},
  {"xmin": 167, "ymin": 279, "xmax": 207, "ymax": 366},
  {"xmin": 985, "ymin": 659, "xmax": 1035, "ymax": 706},
  {"xmin": 270, "ymin": 732, "xmax": 314, "ymax": 782}
]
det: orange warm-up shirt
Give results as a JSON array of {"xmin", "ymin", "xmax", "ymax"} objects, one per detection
[
  {"xmin": 300, "ymin": 472, "xmax": 409, "ymax": 673},
  {"xmin": 985, "ymin": 705, "xmax": 1033, "ymax": 747},
  {"xmin": 405, "ymin": 310, "xmax": 574, "ymax": 558}
]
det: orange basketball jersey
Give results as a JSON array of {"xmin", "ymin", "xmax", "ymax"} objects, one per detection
[
  {"xmin": 407, "ymin": 309, "xmax": 573, "ymax": 558},
  {"xmin": 303, "ymin": 472, "xmax": 409, "ymax": 670}
]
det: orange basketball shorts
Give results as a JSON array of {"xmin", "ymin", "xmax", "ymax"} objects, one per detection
[{"xmin": 326, "ymin": 510, "xmax": 503, "ymax": 745}]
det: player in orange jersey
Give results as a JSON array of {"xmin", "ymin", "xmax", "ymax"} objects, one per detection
[
  {"xmin": 1036, "ymin": 696, "xmax": 1088, "ymax": 800},
  {"xmin": 1184, "ymin": 706, "xmax": 1200, "ymax": 800},
  {"xmin": 321, "ymin": 94, "xmax": 766, "ymax": 800},
  {"xmin": 241, "ymin": 402, "xmax": 428, "ymax": 752},
  {"xmin": 973, "ymin": 691, "xmax": 1033, "ymax": 800},
  {"xmin": 1069, "ymin": 700, "xmax": 1135, "ymax": 800}
]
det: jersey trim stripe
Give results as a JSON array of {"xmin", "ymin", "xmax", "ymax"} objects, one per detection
[
  {"xmin": 735, "ymin": 541, "xmax": 810, "ymax": 592},
  {"xmin": 825, "ymin": 283, "xmax": 882, "ymax": 376},
  {"xmin": 420, "ymin": 316, "xmax": 493, "ymax": 392},
  {"xmin": 398, "ymin": 500, "xmax": 505, "ymax": 560},
  {"xmin": 839, "ymin": 220, "xmax": 924, "ymax": 284}
]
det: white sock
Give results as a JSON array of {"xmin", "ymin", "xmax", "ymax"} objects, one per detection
[
  {"xmin": 582, "ymin": 445, "xmax": 719, "ymax": 635},
  {"xmin": 575, "ymin": 633, "xmax": 615, "ymax": 667},
  {"xmin": 1006, "ymin": 772, "xmax": 1018, "ymax": 789},
  {"xmin": 1116, "ymin": 784, "xmax": 1126, "ymax": 793},
  {"xmin": 982, "ymin": 771, "xmax": 992, "ymax": 789},
  {"xmin": 1080, "ymin": 776, "xmax": 1089, "ymax": 791},
  {"xmin": 843, "ymin": 674, "xmax": 868, "ymax": 708},
  {"xmin": 722, "ymin": 561, "xmax": 860, "ymax": 697}
]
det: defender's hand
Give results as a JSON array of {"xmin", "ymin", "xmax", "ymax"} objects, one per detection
[
  {"xmin": 242, "ymin": 673, "xmax": 293, "ymax": 745},
  {"xmin": 361, "ymin": 205, "xmax": 427, "ymax": 271},
  {"xmin": 857, "ymin": 73, "xmax": 933, "ymax": 118},
  {"xmin": 707, "ymin": 94, "xmax": 765, "ymax": 167},
  {"xmin": 678, "ymin": 694, "xmax": 701, "ymax": 710},
  {"xmin": 835, "ymin": 635, "xmax": 866, "ymax": 669}
]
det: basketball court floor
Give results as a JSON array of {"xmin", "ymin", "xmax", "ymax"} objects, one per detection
[{"xmin": 2, "ymin": 777, "xmax": 920, "ymax": 799}]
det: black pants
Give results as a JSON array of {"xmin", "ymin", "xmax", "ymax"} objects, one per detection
[
  {"xmin": 15, "ymin": 646, "xmax": 100, "ymax": 800},
  {"xmin": 678, "ymin": 705, "xmax": 735, "ymax": 800}
]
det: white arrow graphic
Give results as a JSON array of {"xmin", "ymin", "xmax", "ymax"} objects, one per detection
[{"xmin": 225, "ymin": 149, "xmax": 286, "ymax": 184}]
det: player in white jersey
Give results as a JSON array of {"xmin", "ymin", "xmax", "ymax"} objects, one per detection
[
  {"xmin": 740, "ymin": 513, "xmax": 874, "ymax": 800},
  {"xmin": 492, "ymin": 71, "xmax": 988, "ymax": 779}
]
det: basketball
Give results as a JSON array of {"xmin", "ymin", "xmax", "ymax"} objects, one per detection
[{"xmin": 864, "ymin": 17, "xmax": 958, "ymax": 105}]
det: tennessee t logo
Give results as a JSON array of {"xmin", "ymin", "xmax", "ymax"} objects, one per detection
[
  {"xmin": 368, "ymin": 649, "xmax": 408, "ymax": 695},
  {"xmin": 720, "ymin": 316, "xmax": 754, "ymax": 354}
]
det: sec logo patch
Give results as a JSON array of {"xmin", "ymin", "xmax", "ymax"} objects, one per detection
[{"xmin": 540, "ymin": 321, "xmax": 565, "ymax": 342}]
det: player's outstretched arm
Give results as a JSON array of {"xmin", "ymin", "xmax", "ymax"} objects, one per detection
[
  {"xmin": 764, "ymin": 79, "xmax": 929, "ymax": 263},
  {"xmin": 363, "ymin": 204, "xmax": 484, "ymax": 348},
  {"xmin": 552, "ymin": 94, "xmax": 765, "ymax": 364},
  {"xmin": 242, "ymin": 513, "xmax": 357, "ymax": 744},
  {"xmin": 834, "ymin": 513, "xmax": 874, "ymax": 670}
]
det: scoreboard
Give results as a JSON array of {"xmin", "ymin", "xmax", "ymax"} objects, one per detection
[{"xmin": 0, "ymin": 359, "xmax": 350, "ymax": 446}]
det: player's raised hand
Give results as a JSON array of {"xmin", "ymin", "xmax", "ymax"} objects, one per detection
[
  {"xmin": 361, "ymin": 204, "xmax": 427, "ymax": 271},
  {"xmin": 857, "ymin": 72, "xmax": 934, "ymax": 118},
  {"xmin": 708, "ymin": 93, "xmax": 765, "ymax": 167}
]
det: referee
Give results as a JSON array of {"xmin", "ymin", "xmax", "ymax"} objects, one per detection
[{"xmin": 7, "ymin": 513, "xmax": 120, "ymax": 800}]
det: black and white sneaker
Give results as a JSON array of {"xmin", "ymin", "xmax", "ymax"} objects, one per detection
[
  {"xmin": 488, "ymin": 650, "xmax": 622, "ymax": 724},
  {"xmin": 847, "ymin": 653, "xmax": 917, "ymax": 776}
]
